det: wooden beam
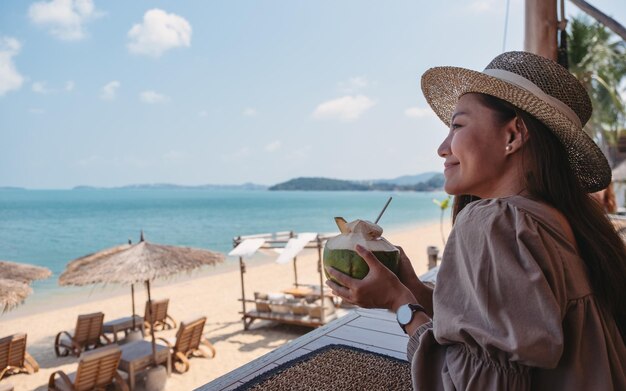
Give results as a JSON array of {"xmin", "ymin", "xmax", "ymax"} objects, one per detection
[
  {"xmin": 569, "ymin": 0, "xmax": 626, "ymax": 41},
  {"xmin": 525, "ymin": 0, "xmax": 558, "ymax": 60}
]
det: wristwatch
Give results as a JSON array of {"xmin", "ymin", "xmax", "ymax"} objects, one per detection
[{"xmin": 396, "ymin": 303, "xmax": 425, "ymax": 334}]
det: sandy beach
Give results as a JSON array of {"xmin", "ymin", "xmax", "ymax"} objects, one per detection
[{"xmin": 0, "ymin": 220, "xmax": 450, "ymax": 391}]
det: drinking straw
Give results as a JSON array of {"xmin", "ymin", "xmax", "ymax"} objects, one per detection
[{"xmin": 374, "ymin": 197, "xmax": 393, "ymax": 224}]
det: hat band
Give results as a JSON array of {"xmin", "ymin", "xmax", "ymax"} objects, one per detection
[{"xmin": 482, "ymin": 68, "xmax": 582, "ymax": 128}]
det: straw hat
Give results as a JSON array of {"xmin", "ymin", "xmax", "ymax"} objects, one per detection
[{"xmin": 421, "ymin": 51, "xmax": 611, "ymax": 193}]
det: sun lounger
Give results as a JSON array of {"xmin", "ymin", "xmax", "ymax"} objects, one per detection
[
  {"xmin": 48, "ymin": 344, "xmax": 128, "ymax": 391},
  {"xmin": 0, "ymin": 333, "xmax": 39, "ymax": 379},
  {"xmin": 157, "ymin": 317, "xmax": 215, "ymax": 373},
  {"xmin": 54, "ymin": 312, "xmax": 111, "ymax": 357},
  {"xmin": 144, "ymin": 299, "xmax": 177, "ymax": 332}
]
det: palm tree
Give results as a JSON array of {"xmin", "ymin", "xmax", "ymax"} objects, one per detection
[{"xmin": 568, "ymin": 16, "xmax": 626, "ymax": 167}]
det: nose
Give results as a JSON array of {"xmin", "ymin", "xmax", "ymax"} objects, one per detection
[{"xmin": 437, "ymin": 131, "xmax": 452, "ymax": 158}]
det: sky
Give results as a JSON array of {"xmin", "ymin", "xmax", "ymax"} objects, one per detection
[{"xmin": 1, "ymin": 0, "xmax": 625, "ymax": 189}]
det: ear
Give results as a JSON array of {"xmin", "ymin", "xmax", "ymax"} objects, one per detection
[{"xmin": 504, "ymin": 116, "xmax": 529, "ymax": 155}]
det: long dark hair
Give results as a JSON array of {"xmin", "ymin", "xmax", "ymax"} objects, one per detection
[{"xmin": 452, "ymin": 93, "xmax": 626, "ymax": 339}]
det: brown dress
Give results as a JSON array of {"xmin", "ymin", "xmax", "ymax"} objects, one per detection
[{"xmin": 408, "ymin": 196, "xmax": 626, "ymax": 390}]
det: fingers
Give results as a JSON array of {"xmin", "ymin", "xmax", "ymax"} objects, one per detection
[
  {"xmin": 325, "ymin": 278, "xmax": 350, "ymax": 299},
  {"xmin": 325, "ymin": 265, "xmax": 355, "ymax": 288},
  {"xmin": 355, "ymin": 244, "xmax": 382, "ymax": 269},
  {"xmin": 394, "ymin": 245, "xmax": 410, "ymax": 262}
]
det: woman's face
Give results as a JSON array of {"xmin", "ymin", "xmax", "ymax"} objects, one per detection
[{"xmin": 437, "ymin": 93, "xmax": 513, "ymax": 198}]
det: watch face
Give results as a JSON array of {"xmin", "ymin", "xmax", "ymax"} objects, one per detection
[{"xmin": 397, "ymin": 304, "xmax": 413, "ymax": 325}]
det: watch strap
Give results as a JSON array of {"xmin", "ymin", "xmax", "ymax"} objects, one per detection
[{"xmin": 397, "ymin": 303, "xmax": 425, "ymax": 333}]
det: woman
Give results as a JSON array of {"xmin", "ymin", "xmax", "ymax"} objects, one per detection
[{"xmin": 325, "ymin": 52, "xmax": 626, "ymax": 390}]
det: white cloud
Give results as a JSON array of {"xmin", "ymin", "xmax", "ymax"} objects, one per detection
[
  {"xmin": 127, "ymin": 9, "xmax": 192, "ymax": 57},
  {"xmin": 0, "ymin": 37, "xmax": 24, "ymax": 96},
  {"xmin": 312, "ymin": 95, "xmax": 376, "ymax": 121},
  {"xmin": 338, "ymin": 76, "xmax": 369, "ymax": 93},
  {"xmin": 100, "ymin": 80, "xmax": 120, "ymax": 100},
  {"xmin": 265, "ymin": 140, "xmax": 282, "ymax": 153},
  {"xmin": 32, "ymin": 80, "xmax": 76, "ymax": 94},
  {"xmin": 28, "ymin": 0, "xmax": 101, "ymax": 41},
  {"xmin": 32, "ymin": 81, "xmax": 51, "ymax": 94},
  {"xmin": 243, "ymin": 108, "xmax": 257, "ymax": 117},
  {"xmin": 29, "ymin": 108, "xmax": 45, "ymax": 115},
  {"xmin": 198, "ymin": 110, "xmax": 208, "ymax": 118},
  {"xmin": 405, "ymin": 106, "xmax": 436, "ymax": 118},
  {"xmin": 140, "ymin": 90, "xmax": 168, "ymax": 104}
]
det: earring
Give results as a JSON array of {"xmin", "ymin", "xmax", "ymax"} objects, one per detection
[{"xmin": 505, "ymin": 145, "xmax": 513, "ymax": 152}]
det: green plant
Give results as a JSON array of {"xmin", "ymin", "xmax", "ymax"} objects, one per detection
[
  {"xmin": 568, "ymin": 16, "xmax": 626, "ymax": 167},
  {"xmin": 433, "ymin": 196, "xmax": 451, "ymax": 246}
]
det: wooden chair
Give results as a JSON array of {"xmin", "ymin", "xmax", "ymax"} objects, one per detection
[
  {"xmin": 0, "ymin": 333, "xmax": 39, "ymax": 379},
  {"xmin": 144, "ymin": 299, "xmax": 177, "ymax": 332},
  {"xmin": 54, "ymin": 312, "xmax": 111, "ymax": 357},
  {"xmin": 48, "ymin": 344, "xmax": 128, "ymax": 391},
  {"xmin": 157, "ymin": 317, "xmax": 215, "ymax": 373}
]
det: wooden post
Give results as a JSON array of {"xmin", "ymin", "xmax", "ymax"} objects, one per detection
[
  {"xmin": 524, "ymin": 0, "xmax": 558, "ymax": 60},
  {"xmin": 239, "ymin": 256, "xmax": 247, "ymax": 324},
  {"xmin": 317, "ymin": 235, "xmax": 325, "ymax": 325},
  {"xmin": 427, "ymin": 246, "xmax": 439, "ymax": 270},
  {"xmin": 290, "ymin": 231, "xmax": 299, "ymax": 287}
]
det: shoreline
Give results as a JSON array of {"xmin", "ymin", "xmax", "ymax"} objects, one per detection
[
  {"xmin": 4, "ymin": 215, "xmax": 451, "ymax": 322},
  {"xmin": 1, "ymin": 251, "xmax": 282, "ymax": 321},
  {"xmin": 0, "ymin": 219, "xmax": 451, "ymax": 391}
]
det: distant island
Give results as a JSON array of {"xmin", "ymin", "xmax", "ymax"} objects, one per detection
[
  {"xmin": 0, "ymin": 172, "xmax": 444, "ymax": 191},
  {"xmin": 269, "ymin": 173, "xmax": 444, "ymax": 191}
]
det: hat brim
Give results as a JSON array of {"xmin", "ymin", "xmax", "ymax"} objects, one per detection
[{"xmin": 421, "ymin": 66, "xmax": 611, "ymax": 193}]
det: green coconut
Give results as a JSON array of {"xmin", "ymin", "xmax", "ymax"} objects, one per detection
[{"xmin": 323, "ymin": 218, "xmax": 400, "ymax": 285}]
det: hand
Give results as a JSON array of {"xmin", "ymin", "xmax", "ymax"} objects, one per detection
[
  {"xmin": 325, "ymin": 244, "xmax": 416, "ymax": 312},
  {"xmin": 394, "ymin": 245, "xmax": 434, "ymax": 316},
  {"xmin": 395, "ymin": 246, "xmax": 421, "ymax": 292}
]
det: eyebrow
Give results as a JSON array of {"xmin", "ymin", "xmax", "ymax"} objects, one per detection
[{"xmin": 451, "ymin": 111, "xmax": 467, "ymax": 122}]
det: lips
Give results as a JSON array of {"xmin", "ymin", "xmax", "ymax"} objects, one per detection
[{"xmin": 444, "ymin": 162, "xmax": 459, "ymax": 171}]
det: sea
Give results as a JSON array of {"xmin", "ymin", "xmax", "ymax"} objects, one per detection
[{"xmin": 0, "ymin": 189, "xmax": 450, "ymax": 307}]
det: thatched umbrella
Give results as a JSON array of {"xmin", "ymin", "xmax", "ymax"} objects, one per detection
[
  {"xmin": 0, "ymin": 260, "xmax": 52, "ymax": 283},
  {"xmin": 59, "ymin": 232, "xmax": 225, "ymax": 363},
  {"xmin": 0, "ymin": 260, "xmax": 52, "ymax": 312},
  {"xmin": 0, "ymin": 279, "xmax": 32, "ymax": 312}
]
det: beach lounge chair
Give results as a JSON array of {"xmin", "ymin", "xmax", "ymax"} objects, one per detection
[
  {"xmin": 54, "ymin": 312, "xmax": 111, "ymax": 357},
  {"xmin": 144, "ymin": 299, "xmax": 177, "ymax": 332},
  {"xmin": 0, "ymin": 333, "xmax": 39, "ymax": 379},
  {"xmin": 48, "ymin": 344, "xmax": 128, "ymax": 391},
  {"xmin": 157, "ymin": 317, "xmax": 215, "ymax": 373}
]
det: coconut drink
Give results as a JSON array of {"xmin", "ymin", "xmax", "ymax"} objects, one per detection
[{"xmin": 323, "ymin": 217, "xmax": 400, "ymax": 284}]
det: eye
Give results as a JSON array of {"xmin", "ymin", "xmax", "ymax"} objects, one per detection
[{"xmin": 451, "ymin": 122, "xmax": 461, "ymax": 130}]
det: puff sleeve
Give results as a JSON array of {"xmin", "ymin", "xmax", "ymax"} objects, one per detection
[{"xmin": 408, "ymin": 199, "xmax": 569, "ymax": 390}]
